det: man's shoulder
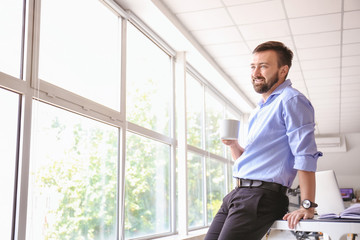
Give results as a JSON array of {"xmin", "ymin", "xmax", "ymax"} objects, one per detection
[
  {"xmin": 280, "ymin": 84, "xmax": 307, "ymax": 101},
  {"xmin": 279, "ymin": 86, "xmax": 314, "ymax": 113}
]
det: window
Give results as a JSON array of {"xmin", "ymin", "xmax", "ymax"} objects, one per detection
[
  {"xmin": 126, "ymin": 23, "xmax": 172, "ymax": 136},
  {"xmin": 0, "ymin": 88, "xmax": 20, "ymax": 239},
  {"xmin": 227, "ymin": 163, "xmax": 236, "ymax": 192},
  {"xmin": 27, "ymin": 101, "xmax": 118, "ymax": 239},
  {"xmin": 0, "ymin": 0, "xmax": 24, "ymax": 78},
  {"xmin": 185, "ymin": 70, "xmax": 239, "ymax": 228},
  {"xmin": 186, "ymin": 74, "xmax": 203, "ymax": 148},
  {"xmin": 205, "ymin": 91, "xmax": 224, "ymax": 155},
  {"xmin": 0, "ymin": 1, "xmax": 244, "ymax": 238},
  {"xmin": 125, "ymin": 132, "xmax": 171, "ymax": 239},
  {"xmin": 206, "ymin": 158, "xmax": 226, "ymax": 223},
  {"xmin": 38, "ymin": 0, "xmax": 122, "ymax": 110},
  {"xmin": 224, "ymin": 109, "xmax": 241, "ymax": 191},
  {"xmin": 188, "ymin": 152, "xmax": 204, "ymax": 228}
]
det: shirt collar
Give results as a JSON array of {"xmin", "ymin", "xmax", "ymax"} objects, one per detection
[{"xmin": 257, "ymin": 79, "xmax": 292, "ymax": 106}]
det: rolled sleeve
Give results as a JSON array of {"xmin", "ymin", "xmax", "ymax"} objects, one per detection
[
  {"xmin": 284, "ymin": 95, "xmax": 323, "ymax": 172},
  {"xmin": 294, "ymin": 152, "xmax": 322, "ymax": 172}
]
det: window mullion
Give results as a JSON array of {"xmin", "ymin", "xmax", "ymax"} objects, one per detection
[
  {"xmin": 202, "ymin": 84, "xmax": 208, "ymax": 227},
  {"xmin": 15, "ymin": 94, "xmax": 33, "ymax": 240},
  {"xmin": 118, "ymin": 17, "xmax": 127, "ymax": 240},
  {"xmin": 170, "ymin": 57, "xmax": 177, "ymax": 234},
  {"xmin": 15, "ymin": 0, "xmax": 39, "ymax": 238},
  {"xmin": 176, "ymin": 51, "xmax": 188, "ymax": 235},
  {"xmin": 202, "ymin": 155, "xmax": 208, "ymax": 227}
]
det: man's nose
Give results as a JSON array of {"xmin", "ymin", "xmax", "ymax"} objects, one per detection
[{"xmin": 252, "ymin": 66, "xmax": 261, "ymax": 77}]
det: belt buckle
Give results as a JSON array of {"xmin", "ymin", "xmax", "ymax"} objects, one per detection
[
  {"xmin": 239, "ymin": 179, "xmax": 254, "ymax": 187},
  {"xmin": 238, "ymin": 179, "xmax": 263, "ymax": 188},
  {"xmin": 252, "ymin": 180, "xmax": 262, "ymax": 187},
  {"xmin": 242, "ymin": 179, "xmax": 251, "ymax": 187}
]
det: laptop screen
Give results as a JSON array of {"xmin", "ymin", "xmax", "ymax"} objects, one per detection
[{"xmin": 315, "ymin": 170, "xmax": 345, "ymax": 215}]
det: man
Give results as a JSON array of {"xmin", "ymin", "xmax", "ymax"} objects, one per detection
[{"xmin": 204, "ymin": 41, "xmax": 322, "ymax": 240}]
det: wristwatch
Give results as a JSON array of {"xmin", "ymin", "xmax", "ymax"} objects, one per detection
[{"xmin": 301, "ymin": 199, "xmax": 318, "ymax": 209}]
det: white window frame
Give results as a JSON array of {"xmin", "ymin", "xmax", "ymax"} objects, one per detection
[{"xmin": 0, "ymin": 0, "xmax": 245, "ymax": 239}]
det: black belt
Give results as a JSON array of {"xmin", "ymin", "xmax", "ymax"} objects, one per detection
[{"xmin": 237, "ymin": 178, "xmax": 288, "ymax": 195}]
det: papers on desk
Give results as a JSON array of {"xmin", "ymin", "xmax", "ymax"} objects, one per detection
[{"xmin": 319, "ymin": 203, "xmax": 360, "ymax": 220}]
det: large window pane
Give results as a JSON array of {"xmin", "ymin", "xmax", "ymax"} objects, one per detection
[
  {"xmin": 38, "ymin": 0, "xmax": 121, "ymax": 110},
  {"xmin": 206, "ymin": 158, "xmax": 226, "ymax": 223},
  {"xmin": 0, "ymin": 0, "xmax": 23, "ymax": 77},
  {"xmin": 0, "ymin": 88, "xmax": 19, "ymax": 239},
  {"xmin": 228, "ymin": 163, "xmax": 236, "ymax": 192},
  {"xmin": 225, "ymin": 109, "xmax": 240, "ymax": 191},
  {"xmin": 188, "ymin": 152, "xmax": 204, "ymax": 228},
  {"xmin": 225, "ymin": 109, "xmax": 240, "ymax": 120},
  {"xmin": 126, "ymin": 24, "xmax": 172, "ymax": 136},
  {"xmin": 27, "ymin": 101, "xmax": 118, "ymax": 240},
  {"xmin": 187, "ymin": 74, "xmax": 203, "ymax": 148},
  {"xmin": 205, "ymin": 92, "xmax": 224, "ymax": 155},
  {"xmin": 125, "ymin": 132, "xmax": 170, "ymax": 239}
]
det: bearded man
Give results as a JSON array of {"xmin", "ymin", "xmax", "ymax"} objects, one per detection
[{"xmin": 204, "ymin": 41, "xmax": 322, "ymax": 240}]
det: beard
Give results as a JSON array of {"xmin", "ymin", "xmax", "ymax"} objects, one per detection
[{"xmin": 252, "ymin": 72, "xmax": 279, "ymax": 94}]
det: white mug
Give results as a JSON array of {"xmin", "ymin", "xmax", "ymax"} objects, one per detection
[{"xmin": 220, "ymin": 119, "xmax": 240, "ymax": 140}]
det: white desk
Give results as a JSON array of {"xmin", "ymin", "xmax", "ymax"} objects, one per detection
[{"xmin": 270, "ymin": 218, "xmax": 360, "ymax": 240}]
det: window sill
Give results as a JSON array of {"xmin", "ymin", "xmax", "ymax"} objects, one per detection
[{"xmin": 155, "ymin": 228, "xmax": 208, "ymax": 240}]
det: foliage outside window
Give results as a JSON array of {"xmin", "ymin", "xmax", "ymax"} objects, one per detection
[
  {"xmin": 206, "ymin": 158, "xmax": 226, "ymax": 223},
  {"xmin": 186, "ymin": 74, "xmax": 203, "ymax": 148},
  {"xmin": 126, "ymin": 23, "xmax": 172, "ymax": 136},
  {"xmin": 125, "ymin": 132, "xmax": 171, "ymax": 239},
  {"xmin": 227, "ymin": 161, "xmax": 236, "ymax": 192},
  {"xmin": 205, "ymin": 91, "xmax": 224, "ymax": 155},
  {"xmin": 224, "ymin": 109, "xmax": 240, "ymax": 192},
  {"xmin": 0, "ymin": 0, "xmax": 244, "ymax": 238},
  {"xmin": 125, "ymin": 22, "xmax": 173, "ymax": 239},
  {"xmin": 27, "ymin": 101, "xmax": 118, "ymax": 239},
  {"xmin": 187, "ymin": 152, "xmax": 204, "ymax": 228},
  {"xmin": 185, "ymin": 72, "xmax": 238, "ymax": 228}
]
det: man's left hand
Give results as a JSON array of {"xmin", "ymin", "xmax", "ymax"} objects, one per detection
[{"xmin": 282, "ymin": 208, "xmax": 315, "ymax": 229}]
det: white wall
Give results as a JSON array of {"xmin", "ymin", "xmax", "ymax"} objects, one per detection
[
  {"xmin": 317, "ymin": 132, "xmax": 360, "ymax": 197},
  {"xmin": 290, "ymin": 132, "xmax": 360, "ymax": 200}
]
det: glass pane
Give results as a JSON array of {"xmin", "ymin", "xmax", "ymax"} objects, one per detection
[
  {"xmin": 38, "ymin": 0, "xmax": 121, "ymax": 110},
  {"xmin": 126, "ymin": 24, "xmax": 172, "ymax": 136},
  {"xmin": 225, "ymin": 109, "xmax": 242, "ymax": 159},
  {"xmin": 187, "ymin": 74, "xmax": 203, "ymax": 148},
  {"xmin": 228, "ymin": 162, "xmax": 236, "ymax": 192},
  {"xmin": 205, "ymin": 92, "xmax": 224, "ymax": 155},
  {"xmin": 27, "ymin": 101, "xmax": 118, "ymax": 240},
  {"xmin": 225, "ymin": 109, "xmax": 240, "ymax": 120},
  {"xmin": 0, "ymin": 88, "xmax": 19, "ymax": 239},
  {"xmin": 125, "ymin": 132, "xmax": 170, "ymax": 239},
  {"xmin": 206, "ymin": 158, "xmax": 226, "ymax": 224},
  {"xmin": 188, "ymin": 152, "xmax": 204, "ymax": 228},
  {"xmin": 0, "ymin": 0, "xmax": 23, "ymax": 77}
]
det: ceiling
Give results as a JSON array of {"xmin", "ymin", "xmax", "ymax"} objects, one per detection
[{"xmin": 115, "ymin": 0, "xmax": 360, "ymax": 137}]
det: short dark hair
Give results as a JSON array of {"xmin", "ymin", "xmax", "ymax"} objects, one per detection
[{"xmin": 252, "ymin": 41, "xmax": 293, "ymax": 69}]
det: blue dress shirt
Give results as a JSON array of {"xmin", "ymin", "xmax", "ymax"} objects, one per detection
[{"xmin": 233, "ymin": 79, "xmax": 322, "ymax": 187}]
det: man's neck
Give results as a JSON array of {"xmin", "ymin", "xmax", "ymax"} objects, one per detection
[{"xmin": 261, "ymin": 79, "xmax": 285, "ymax": 102}]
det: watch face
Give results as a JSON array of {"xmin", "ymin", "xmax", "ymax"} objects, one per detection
[{"xmin": 303, "ymin": 200, "xmax": 311, "ymax": 208}]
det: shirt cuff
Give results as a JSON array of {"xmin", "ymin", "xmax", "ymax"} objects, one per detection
[{"xmin": 294, "ymin": 151, "xmax": 322, "ymax": 172}]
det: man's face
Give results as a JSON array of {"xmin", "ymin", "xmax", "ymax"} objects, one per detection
[{"xmin": 250, "ymin": 50, "xmax": 283, "ymax": 94}]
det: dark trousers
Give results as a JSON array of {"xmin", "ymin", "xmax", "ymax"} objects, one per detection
[{"xmin": 204, "ymin": 187, "xmax": 289, "ymax": 240}]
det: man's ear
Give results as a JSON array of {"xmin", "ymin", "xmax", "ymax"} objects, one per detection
[{"xmin": 280, "ymin": 65, "xmax": 289, "ymax": 78}]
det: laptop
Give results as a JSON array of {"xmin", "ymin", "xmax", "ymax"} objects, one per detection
[{"xmin": 315, "ymin": 170, "xmax": 345, "ymax": 215}]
